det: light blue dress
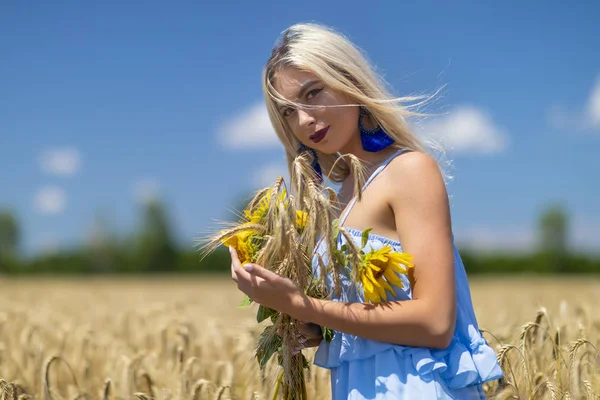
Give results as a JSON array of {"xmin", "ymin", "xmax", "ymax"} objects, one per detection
[{"xmin": 312, "ymin": 149, "xmax": 504, "ymax": 399}]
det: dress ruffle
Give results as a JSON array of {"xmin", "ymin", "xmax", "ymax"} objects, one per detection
[
  {"xmin": 314, "ymin": 326, "xmax": 503, "ymax": 389},
  {"xmin": 312, "ymin": 228, "xmax": 504, "ymax": 390}
]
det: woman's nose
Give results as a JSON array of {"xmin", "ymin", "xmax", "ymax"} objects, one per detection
[{"xmin": 297, "ymin": 108, "xmax": 316, "ymax": 128}]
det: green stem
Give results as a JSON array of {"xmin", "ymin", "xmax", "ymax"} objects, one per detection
[{"xmin": 272, "ymin": 370, "xmax": 284, "ymax": 400}]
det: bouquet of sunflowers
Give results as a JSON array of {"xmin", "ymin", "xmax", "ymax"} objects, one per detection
[{"xmin": 201, "ymin": 153, "xmax": 414, "ymax": 399}]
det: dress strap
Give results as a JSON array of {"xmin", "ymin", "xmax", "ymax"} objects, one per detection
[{"xmin": 339, "ymin": 148, "xmax": 410, "ymax": 225}]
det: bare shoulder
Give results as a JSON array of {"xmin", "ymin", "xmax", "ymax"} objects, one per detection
[
  {"xmin": 383, "ymin": 151, "xmax": 447, "ymax": 196},
  {"xmin": 383, "ymin": 151, "xmax": 452, "ymax": 246}
]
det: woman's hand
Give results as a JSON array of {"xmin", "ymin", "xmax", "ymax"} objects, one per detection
[
  {"xmin": 229, "ymin": 246, "xmax": 306, "ymax": 315},
  {"xmin": 297, "ymin": 321, "xmax": 323, "ymax": 340},
  {"xmin": 276, "ymin": 320, "xmax": 324, "ymax": 354},
  {"xmin": 293, "ymin": 321, "xmax": 324, "ymax": 354}
]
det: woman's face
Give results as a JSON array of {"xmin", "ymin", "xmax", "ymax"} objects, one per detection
[{"xmin": 273, "ymin": 67, "xmax": 360, "ymax": 155}]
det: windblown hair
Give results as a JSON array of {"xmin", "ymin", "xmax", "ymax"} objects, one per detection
[
  {"xmin": 262, "ymin": 23, "xmax": 442, "ymax": 184},
  {"xmin": 201, "ymin": 25, "xmax": 449, "ymax": 397}
]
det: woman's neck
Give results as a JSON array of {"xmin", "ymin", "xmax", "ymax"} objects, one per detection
[
  {"xmin": 336, "ymin": 145, "xmax": 400, "ymax": 209},
  {"xmin": 338, "ymin": 134, "xmax": 399, "ymax": 167}
]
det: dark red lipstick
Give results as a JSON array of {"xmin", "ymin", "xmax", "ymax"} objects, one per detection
[{"xmin": 310, "ymin": 126, "xmax": 329, "ymax": 143}]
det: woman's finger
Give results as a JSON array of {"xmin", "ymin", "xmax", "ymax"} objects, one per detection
[
  {"xmin": 241, "ymin": 264, "xmax": 279, "ymax": 282},
  {"xmin": 229, "ymin": 247, "xmax": 250, "ymax": 279},
  {"xmin": 229, "ymin": 247, "xmax": 255, "ymax": 283},
  {"xmin": 297, "ymin": 321, "xmax": 322, "ymax": 338},
  {"xmin": 229, "ymin": 247, "xmax": 237, "ymax": 281},
  {"xmin": 292, "ymin": 344, "xmax": 303, "ymax": 355},
  {"xmin": 304, "ymin": 337, "xmax": 323, "ymax": 348}
]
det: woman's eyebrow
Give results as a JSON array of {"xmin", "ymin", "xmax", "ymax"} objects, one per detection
[
  {"xmin": 278, "ymin": 79, "xmax": 320, "ymax": 113},
  {"xmin": 296, "ymin": 79, "xmax": 319, "ymax": 99}
]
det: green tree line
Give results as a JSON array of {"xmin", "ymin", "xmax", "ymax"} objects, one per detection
[{"xmin": 0, "ymin": 201, "xmax": 598, "ymax": 275}]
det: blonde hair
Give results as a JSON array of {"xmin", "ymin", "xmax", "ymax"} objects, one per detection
[{"xmin": 262, "ymin": 23, "xmax": 442, "ymax": 184}]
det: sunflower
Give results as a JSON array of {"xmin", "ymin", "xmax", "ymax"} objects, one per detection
[
  {"xmin": 359, "ymin": 246, "xmax": 414, "ymax": 303},
  {"xmin": 295, "ymin": 210, "xmax": 308, "ymax": 231},
  {"xmin": 221, "ymin": 229, "xmax": 260, "ymax": 265},
  {"xmin": 244, "ymin": 188, "xmax": 288, "ymax": 224}
]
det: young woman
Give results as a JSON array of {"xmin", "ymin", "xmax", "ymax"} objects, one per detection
[{"xmin": 229, "ymin": 23, "xmax": 504, "ymax": 399}]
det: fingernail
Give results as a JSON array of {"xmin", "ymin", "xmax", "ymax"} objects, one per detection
[
  {"xmin": 243, "ymin": 264, "xmax": 253, "ymax": 272},
  {"xmin": 229, "ymin": 246, "xmax": 233, "ymax": 253}
]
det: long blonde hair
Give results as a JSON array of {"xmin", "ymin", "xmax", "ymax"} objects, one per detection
[{"xmin": 262, "ymin": 23, "xmax": 440, "ymax": 184}]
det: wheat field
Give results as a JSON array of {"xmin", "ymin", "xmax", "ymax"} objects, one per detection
[{"xmin": 0, "ymin": 275, "xmax": 598, "ymax": 400}]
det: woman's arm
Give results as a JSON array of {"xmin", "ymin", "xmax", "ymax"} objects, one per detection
[
  {"xmin": 289, "ymin": 152, "xmax": 457, "ymax": 349},
  {"xmin": 231, "ymin": 152, "xmax": 456, "ymax": 349}
]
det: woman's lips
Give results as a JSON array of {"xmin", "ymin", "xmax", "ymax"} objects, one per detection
[{"xmin": 310, "ymin": 127, "xmax": 329, "ymax": 143}]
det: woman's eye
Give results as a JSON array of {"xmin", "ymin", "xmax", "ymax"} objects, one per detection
[
  {"xmin": 282, "ymin": 107, "xmax": 296, "ymax": 117},
  {"xmin": 307, "ymin": 88, "xmax": 322, "ymax": 100}
]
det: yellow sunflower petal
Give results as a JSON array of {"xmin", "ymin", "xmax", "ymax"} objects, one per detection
[
  {"xmin": 389, "ymin": 262, "xmax": 407, "ymax": 275},
  {"xmin": 363, "ymin": 268, "xmax": 385, "ymax": 302},
  {"xmin": 379, "ymin": 277, "xmax": 397, "ymax": 298},
  {"xmin": 365, "ymin": 268, "xmax": 381, "ymax": 287},
  {"xmin": 368, "ymin": 254, "xmax": 388, "ymax": 264},
  {"xmin": 364, "ymin": 287, "xmax": 377, "ymax": 303},
  {"xmin": 221, "ymin": 234, "xmax": 238, "ymax": 248},
  {"xmin": 367, "ymin": 262, "xmax": 382, "ymax": 272},
  {"xmin": 362, "ymin": 271, "xmax": 375, "ymax": 293},
  {"xmin": 237, "ymin": 230, "xmax": 254, "ymax": 240},
  {"xmin": 225, "ymin": 230, "xmax": 259, "ymax": 265},
  {"xmin": 295, "ymin": 210, "xmax": 308, "ymax": 229},
  {"xmin": 384, "ymin": 268, "xmax": 404, "ymax": 289},
  {"xmin": 236, "ymin": 243, "xmax": 250, "ymax": 265},
  {"xmin": 367, "ymin": 286, "xmax": 380, "ymax": 304},
  {"xmin": 374, "ymin": 279, "xmax": 387, "ymax": 302},
  {"xmin": 368, "ymin": 247, "xmax": 392, "ymax": 263},
  {"xmin": 376, "ymin": 245, "xmax": 393, "ymax": 253},
  {"xmin": 389, "ymin": 252, "xmax": 414, "ymax": 267},
  {"xmin": 279, "ymin": 189, "xmax": 287, "ymax": 204}
]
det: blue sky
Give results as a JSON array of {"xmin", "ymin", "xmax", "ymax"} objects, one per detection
[{"xmin": 1, "ymin": 1, "xmax": 599, "ymax": 257}]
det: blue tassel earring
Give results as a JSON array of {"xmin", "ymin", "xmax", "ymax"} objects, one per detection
[
  {"xmin": 359, "ymin": 107, "xmax": 395, "ymax": 152},
  {"xmin": 297, "ymin": 143, "xmax": 323, "ymax": 182}
]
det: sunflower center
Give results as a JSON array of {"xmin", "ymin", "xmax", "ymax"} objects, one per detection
[{"xmin": 373, "ymin": 266, "xmax": 386, "ymax": 280}]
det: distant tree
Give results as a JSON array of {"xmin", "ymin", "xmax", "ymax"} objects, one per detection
[
  {"xmin": 87, "ymin": 210, "xmax": 119, "ymax": 273},
  {"xmin": 0, "ymin": 210, "xmax": 20, "ymax": 256},
  {"xmin": 537, "ymin": 203, "xmax": 570, "ymax": 272},
  {"xmin": 137, "ymin": 199, "xmax": 179, "ymax": 272},
  {"xmin": 0, "ymin": 210, "xmax": 20, "ymax": 272}
]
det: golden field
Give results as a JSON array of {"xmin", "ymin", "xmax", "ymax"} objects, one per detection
[{"xmin": 0, "ymin": 275, "xmax": 599, "ymax": 399}]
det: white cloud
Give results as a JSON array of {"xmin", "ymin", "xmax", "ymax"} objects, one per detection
[
  {"xmin": 252, "ymin": 163, "xmax": 289, "ymax": 188},
  {"xmin": 585, "ymin": 75, "xmax": 600, "ymax": 129},
  {"xmin": 133, "ymin": 178, "xmax": 161, "ymax": 204},
  {"xmin": 39, "ymin": 147, "xmax": 81, "ymax": 176},
  {"xmin": 218, "ymin": 103, "xmax": 280, "ymax": 149},
  {"xmin": 219, "ymin": 102, "xmax": 510, "ymax": 154},
  {"xmin": 548, "ymin": 74, "xmax": 600, "ymax": 133},
  {"xmin": 414, "ymin": 106, "xmax": 509, "ymax": 154},
  {"xmin": 34, "ymin": 186, "xmax": 66, "ymax": 214}
]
